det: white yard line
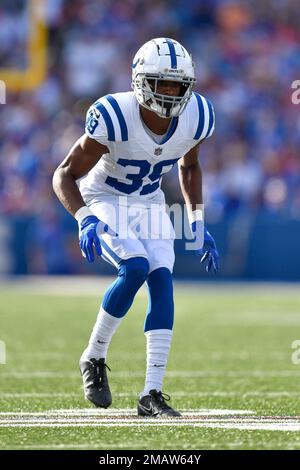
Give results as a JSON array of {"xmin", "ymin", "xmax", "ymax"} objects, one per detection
[
  {"xmin": 7, "ymin": 443, "xmax": 150, "ymax": 450},
  {"xmin": 6, "ymin": 441, "xmax": 300, "ymax": 450},
  {"xmin": 1, "ymin": 408, "xmax": 300, "ymax": 431},
  {"xmin": 194, "ymin": 422, "xmax": 300, "ymax": 431},
  {"xmin": 5, "ymin": 442, "xmax": 300, "ymax": 450},
  {"xmin": 0, "ymin": 420, "xmax": 300, "ymax": 431}
]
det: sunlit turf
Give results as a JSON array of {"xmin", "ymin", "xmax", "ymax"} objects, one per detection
[{"xmin": 1, "ymin": 282, "xmax": 300, "ymax": 449}]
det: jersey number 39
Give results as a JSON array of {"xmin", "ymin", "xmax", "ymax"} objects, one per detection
[{"xmin": 105, "ymin": 158, "xmax": 178, "ymax": 195}]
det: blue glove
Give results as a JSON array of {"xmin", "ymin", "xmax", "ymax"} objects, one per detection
[
  {"xmin": 191, "ymin": 223, "xmax": 220, "ymax": 273},
  {"xmin": 79, "ymin": 215, "xmax": 117, "ymax": 263}
]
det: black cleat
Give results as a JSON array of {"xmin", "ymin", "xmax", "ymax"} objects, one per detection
[
  {"xmin": 137, "ymin": 389, "xmax": 181, "ymax": 418},
  {"xmin": 79, "ymin": 358, "xmax": 112, "ymax": 408}
]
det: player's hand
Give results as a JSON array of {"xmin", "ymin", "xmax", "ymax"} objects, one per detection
[
  {"xmin": 79, "ymin": 215, "xmax": 117, "ymax": 263},
  {"xmin": 192, "ymin": 224, "xmax": 220, "ymax": 273}
]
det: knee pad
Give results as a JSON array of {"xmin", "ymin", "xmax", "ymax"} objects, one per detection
[
  {"xmin": 102, "ymin": 256, "xmax": 149, "ymax": 318},
  {"xmin": 118, "ymin": 256, "xmax": 149, "ymax": 285},
  {"xmin": 144, "ymin": 267, "xmax": 174, "ymax": 332}
]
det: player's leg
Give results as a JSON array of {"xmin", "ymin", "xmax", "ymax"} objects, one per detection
[
  {"xmin": 81, "ymin": 256, "xmax": 149, "ymax": 362},
  {"xmin": 137, "ymin": 208, "xmax": 181, "ymax": 417},
  {"xmin": 138, "ymin": 250, "xmax": 181, "ymax": 417},
  {"xmin": 143, "ymin": 266, "xmax": 174, "ymax": 391},
  {"xmin": 79, "ymin": 200, "xmax": 149, "ymax": 408}
]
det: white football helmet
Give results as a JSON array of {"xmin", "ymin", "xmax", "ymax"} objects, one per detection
[{"xmin": 132, "ymin": 38, "xmax": 196, "ymax": 118}]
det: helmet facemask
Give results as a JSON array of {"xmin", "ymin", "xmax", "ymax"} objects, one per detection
[{"xmin": 133, "ymin": 74, "xmax": 196, "ymax": 118}]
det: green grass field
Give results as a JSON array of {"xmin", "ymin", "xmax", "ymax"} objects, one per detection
[{"xmin": 1, "ymin": 279, "xmax": 300, "ymax": 450}]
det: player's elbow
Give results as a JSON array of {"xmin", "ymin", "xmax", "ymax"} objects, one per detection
[
  {"xmin": 52, "ymin": 164, "xmax": 74, "ymax": 195},
  {"xmin": 52, "ymin": 166, "xmax": 63, "ymax": 196}
]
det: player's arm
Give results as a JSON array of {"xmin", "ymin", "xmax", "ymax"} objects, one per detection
[
  {"xmin": 52, "ymin": 134, "xmax": 107, "ymax": 216},
  {"xmin": 178, "ymin": 142, "xmax": 203, "ymax": 214},
  {"xmin": 53, "ymin": 135, "xmax": 116, "ymax": 263},
  {"xmin": 178, "ymin": 143, "xmax": 219, "ymax": 273}
]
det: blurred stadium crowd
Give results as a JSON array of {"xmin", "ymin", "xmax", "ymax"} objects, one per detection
[{"xmin": 0, "ymin": 0, "xmax": 300, "ymax": 275}]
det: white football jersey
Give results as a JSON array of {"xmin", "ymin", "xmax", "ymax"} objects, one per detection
[{"xmin": 78, "ymin": 91, "xmax": 215, "ymax": 206}]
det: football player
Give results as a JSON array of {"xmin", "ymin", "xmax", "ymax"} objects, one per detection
[{"xmin": 53, "ymin": 38, "xmax": 219, "ymax": 417}]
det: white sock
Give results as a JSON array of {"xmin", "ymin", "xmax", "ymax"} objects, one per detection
[
  {"xmin": 141, "ymin": 329, "xmax": 173, "ymax": 398},
  {"xmin": 80, "ymin": 307, "xmax": 122, "ymax": 361}
]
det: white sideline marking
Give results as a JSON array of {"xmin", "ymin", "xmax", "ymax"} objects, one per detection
[
  {"xmin": 1, "ymin": 370, "xmax": 300, "ymax": 379},
  {"xmin": 0, "ymin": 276, "xmax": 147, "ymax": 297},
  {"xmin": 2, "ymin": 276, "xmax": 300, "ymax": 296}
]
